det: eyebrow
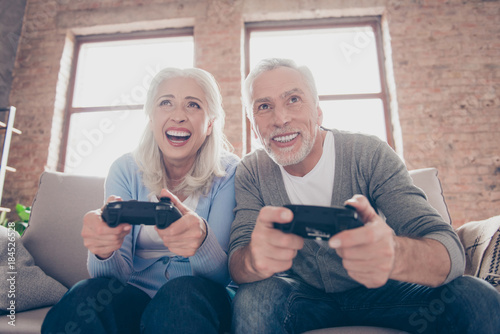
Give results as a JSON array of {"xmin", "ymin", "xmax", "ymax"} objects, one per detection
[
  {"xmin": 254, "ymin": 97, "xmax": 272, "ymax": 105},
  {"xmin": 185, "ymin": 96, "xmax": 203, "ymax": 103},
  {"xmin": 157, "ymin": 94, "xmax": 175, "ymax": 102},
  {"xmin": 281, "ymin": 88, "xmax": 305, "ymax": 99},
  {"xmin": 253, "ymin": 88, "xmax": 305, "ymax": 107},
  {"xmin": 156, "ymin": 94, "xmax": 203, "ymax": 104}
]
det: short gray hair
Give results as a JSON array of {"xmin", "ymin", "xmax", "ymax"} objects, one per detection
[{"xmin": 242, "ymin": 58, "xmax": 319, "ymax": 120}]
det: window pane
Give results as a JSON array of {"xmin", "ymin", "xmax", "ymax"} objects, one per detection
[
  {"xmin": 64, "ymin": 110, "xmax": 148, "ymax": 176},
  {"xmin": 73, "ymin": 36, "xmax": 194, "ymax": 108},
  {"xmin": 319, "ymin": 99, "xmax": 387, "ymax": 141},
  {"xmin": 249, "ymin": 26, "xmax": 381, "ymax": 95}
]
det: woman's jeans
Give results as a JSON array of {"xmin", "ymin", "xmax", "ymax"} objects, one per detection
[
  {"xmin": 232, "ymin": 275, "xmax": 500, "ymax": 334},
  {"xmin": 41, "ymin": 276, "xmax": 231, "ymax": 334}
]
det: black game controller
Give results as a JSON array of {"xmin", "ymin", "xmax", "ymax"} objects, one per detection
[
  {"xmin": 273, "ymin": 204, "xmax": 364, "ymax": 240},
  {"xmin": 102, "ymin": 197, "xmax": 182, "ymax": 229}
]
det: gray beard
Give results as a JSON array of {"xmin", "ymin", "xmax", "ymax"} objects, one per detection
[{"xmin": 265, "ymin": 129, "xmax": 317, "ymax": 167}]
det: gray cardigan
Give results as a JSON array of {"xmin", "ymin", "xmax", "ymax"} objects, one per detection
[{"xmin": 229, "ymin": 129, "xmax": 465, "ymax": 292}]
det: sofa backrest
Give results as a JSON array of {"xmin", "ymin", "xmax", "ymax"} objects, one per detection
[
  {"xmin": 408, "ymin": 167, "xmax": 451, "ymax": 225},
  {"xmin": 21, "ymin": 171, "xmax": 105, "ymax": 288}
]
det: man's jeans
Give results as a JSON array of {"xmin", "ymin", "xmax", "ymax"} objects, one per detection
[
  {"xmin": 42, "ymin": 276, "xmax": 231, "ymax": 334},
  {"xmin": 232, "ymin": 275, "xmax": 500, "ymax": 334}
]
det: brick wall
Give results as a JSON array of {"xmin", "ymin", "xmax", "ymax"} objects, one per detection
[
  {"xmin": 5, "ymin": 0, "xmax": 500, "ymax": 228},
  {"xmin": 387, "ymin": 0, "xmax": 500, "ymax": 226}
]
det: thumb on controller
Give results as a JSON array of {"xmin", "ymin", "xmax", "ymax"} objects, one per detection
[{"xmin": 160, "ymin": 189, "xmax": 189, "ymax": 215}]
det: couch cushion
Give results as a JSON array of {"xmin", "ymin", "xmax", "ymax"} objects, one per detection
[
  {"xmin": 21, "ymin": 171, "xmax": 105, "ymax": 288},
  {"xmin": 0, "ymin": 226, "xmax": 67, "ymax": 314},
  {"xmin": 409, "ymin": 168, "xmax": 451, "ymax": 225},
  {"xmin": 456, "ymin": 215, "xmax": 500, "ymax": 291},
  {"xmin": 0, "ymin": 306, "xmax": 50, "ymax": 334}
]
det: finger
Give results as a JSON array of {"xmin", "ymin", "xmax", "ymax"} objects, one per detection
[
  {"xmin": 156, "ymin": 213, "xmax": 199, "ymax": 236},
  {"xmin": 83, "ymin": 211, "xmax": 131, "ymax": 236},
  {"xmin": 329, "ymin": 195, "xmax": 387, "ymax": 249},
  {"xmin": 328, "ymin": 224, "xmax": 374, "ymax": 249},
  {"xmin": 94, "ymin": 217, "xmax": 132, "ymax": 235},
  {"xmin": 344, "ymin": 194, "xmax": 378, "ymax": 225},
  {"xmin": 83, "ymin": 223, "xmax": 131, "ymax": 242},
  {"xmin": 160, "ymin": 188, "xmax": 189, "ymax": 215},
  {"xmin": 100, "ymin": 195, "xmax": 122, "ymax": 211},
  {"xmin": 248, "ymin": 246, "xmax": 295, "ymax": 275},
  {"xmin": 343, "ymin": 261, "xmax": 391, "ymax": 288},
  {"xmin": 266, "ymin": 228, "xmax": 304, "ymax": 250},
  {"xmin": 258, "ymin": 244, "xmax": 298, "ymax": 262},
  {"xmin": 258, "ymin": 206, "xmax": 293, "ymax": 228}
]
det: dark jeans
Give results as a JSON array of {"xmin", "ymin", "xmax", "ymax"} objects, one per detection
[
  {"xmin": 232, "ymin": 275, "xmax": 500, "ymax": 334},
  {"xmin": 42, "ymin": 276, "xmax": 231, "ymax": 334}
]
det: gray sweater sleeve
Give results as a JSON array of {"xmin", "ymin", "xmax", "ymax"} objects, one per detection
[
  {"xmin": 334, "ymin": 132, "xmax": 465, "ymax": 283},
  {"xmin": 229, "ymin": 152, "xmax": 266, "ymax": 261}
]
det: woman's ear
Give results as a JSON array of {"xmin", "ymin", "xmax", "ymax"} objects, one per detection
[{"xmin": 206, "ymin": 118, "xmax": 214, "ymax": 136}]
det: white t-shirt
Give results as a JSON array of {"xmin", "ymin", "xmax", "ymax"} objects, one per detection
[
  {"xmin": 135, "ymin": 194, "xmax": 199, "ymax": 259},
  {"xmin": 279, "ymin": 131, "xmax": 335, "ymax": 206}
]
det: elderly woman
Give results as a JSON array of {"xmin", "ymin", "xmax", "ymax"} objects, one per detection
[{"xmin": 42, "ymin": 67, "xmax": 239, "ymax": 334}]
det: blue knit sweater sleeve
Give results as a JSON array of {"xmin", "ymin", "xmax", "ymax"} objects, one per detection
[{"xmin": 87, "ymin": 153, "xmax": 144, "ymax": 282}]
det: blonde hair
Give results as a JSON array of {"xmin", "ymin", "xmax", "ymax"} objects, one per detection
[{"xmin": 133, "ymin": 67, "xmax": 232, "ymax": 196}]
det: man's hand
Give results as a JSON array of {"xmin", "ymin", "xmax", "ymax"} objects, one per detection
[
  {"xmin": 328, "ymin": 195, "xmax": 395, "ymax": 288},
  {"xmin": 230, "ymin": 206, "xmax": 304, "ymax": 283},
  {"xmin": 82, "ymin": 196, "xmax": 131, "ymax": 260},
  {"xmin": 330, "ymin": 194, "xmax": 450, "ymax": 288},
  {"xmin": 155, "ymin": 189, "xmax": 206, "ymax": 258}
]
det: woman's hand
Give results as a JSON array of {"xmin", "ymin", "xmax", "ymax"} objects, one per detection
[
  {"xmin": 81, "ymin": 196, "xmax": 131, "ymax": 260},
  {"xmin": 155, "ymin": 189, "xmax": 207, "ymax": 257}
]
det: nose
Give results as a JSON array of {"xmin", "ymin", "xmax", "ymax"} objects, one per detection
[
  {"xmin": 273, "ymin": 105, "xmax": 291, "ymax": 127},
  {"xmin": 170, "ymin": 106, "xmax": 186, "ymax": 123}
]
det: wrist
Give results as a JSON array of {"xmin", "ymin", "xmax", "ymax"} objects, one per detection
[
  {"xmin": 95, "ymin": 251, "xmax": 114, "ymax": 260},
  {"xmin": 200, "ymin": 218, "xmax": 208, "ymax": 245}
]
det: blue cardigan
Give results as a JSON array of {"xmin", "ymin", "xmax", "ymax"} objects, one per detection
[{"xmin": 87, "ymin": 152, "xmax": 239, "ymax": 297}]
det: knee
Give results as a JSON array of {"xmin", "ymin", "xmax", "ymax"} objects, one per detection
[
  {"xmin": 446, "ymin": 276, "xmax": 500, "ymax": 306},
  {"xmin": 440, "ymin": 276, "xmax": 500, "ymax": 331},
  {"xmin": 60, "ymin": 278, "xmax": 120, "ymax": 301},
  {"xmin": 156, "ymin": 276, "xmax": 212, "ymax": 301},
  {"xmin": 160, "ymin": 275, "xmax": 206, "ymax": 291},
  {"xmin": 232, "ymin": 277, "xmax": 291, "ymax": 320}
]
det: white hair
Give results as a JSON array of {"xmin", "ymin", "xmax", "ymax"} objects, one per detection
[
  {"xmin": 133, "ymin": 67, "xmax": 232, "ymax": 196},
  {"xmin": 242, "ymin": 58, "xmax": 320, "ymax": 121}
]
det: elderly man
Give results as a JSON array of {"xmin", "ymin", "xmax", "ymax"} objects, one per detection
[{"xmin": 229, "ymin": 58, "xmax": 500, "ymax": 333}]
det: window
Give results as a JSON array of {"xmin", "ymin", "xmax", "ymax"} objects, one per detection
[
  {"xmin": 245, "ymin": 17, "xmax": 392, "ymax": 151},
  {"xmin": 61, "ymin": 29, "xmax": 194, "ymax": 176}
]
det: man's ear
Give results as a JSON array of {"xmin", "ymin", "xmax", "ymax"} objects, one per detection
[{"xmin": 317, "ymin": 105, "xmax": 324, "ymax": 126}]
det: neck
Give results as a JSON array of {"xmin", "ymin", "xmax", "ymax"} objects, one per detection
[{"xmin": 162, "ymin": 155, "xmax": 194, "ymax": 181}]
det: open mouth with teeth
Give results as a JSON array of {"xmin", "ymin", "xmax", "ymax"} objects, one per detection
[
  {"xmin": 272, "ymin": 132, "xmax": 299, "ymax": 144},
  {"xmin": 166, "ymin": 129, "xmax": 192, "ymax": 145}
]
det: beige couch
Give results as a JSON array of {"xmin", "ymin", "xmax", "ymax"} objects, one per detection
[{"xmin": 0, "ymin": 168, "xmax": 452, "ymax": 333}]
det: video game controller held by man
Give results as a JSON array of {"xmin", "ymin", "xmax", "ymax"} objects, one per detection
[{"xmin": 273, "ymin": 204, "xmax": 364, "ymax": 240}]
